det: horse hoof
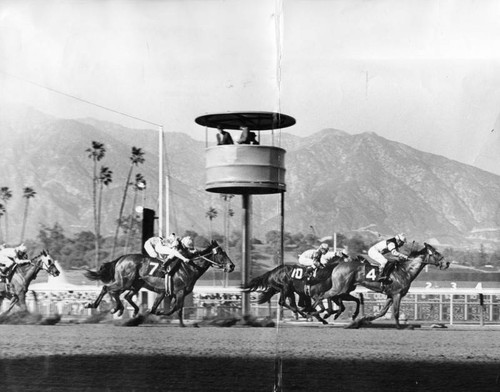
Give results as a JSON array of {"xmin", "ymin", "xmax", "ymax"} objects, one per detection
[{"xmin": 321, "ymin": 320, "xmax": 328, "ymax": 325}]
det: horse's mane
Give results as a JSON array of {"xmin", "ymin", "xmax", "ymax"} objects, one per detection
[{"xmin": 408, "ymin": 243, "xmax": 427, "ymax": 258}]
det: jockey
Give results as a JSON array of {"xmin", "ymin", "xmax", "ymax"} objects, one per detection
[
  {"xmin": 0, "ymin": 244, "xmax": 30, "ymax": 276},
  {"xmin": 298, "ymin": 243, "xmax": 330, "ymax": 278},
  {"xmin": 144, "ymin": 234, "xmax": 192, "ymax": 296},
  {"xmin": 321, "ymin": 249, "xmax": 349, "ymax": 266},
  {"xmin": 368, "ymin": 233, "xmax": 408, "ymax": 283},
  {"xmin": 144, "ymin": 234, "xmax": 190, "ymax": 264}
]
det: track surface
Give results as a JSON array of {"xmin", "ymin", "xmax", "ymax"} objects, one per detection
[{"xmin": 0, "ymin": 322, "xmax": 499, "ymax": 391}]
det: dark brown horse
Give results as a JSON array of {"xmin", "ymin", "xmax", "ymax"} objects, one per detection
[
  {"xmin": 311, "ymin": 243, "xmax": 449, "ymax": 328},
  {"xmin": 0, "ymin": 250, "xmax": 60, "ymax": 315},
  {"xmin": 84, "ymin": 240, "xmax": 234, "ymax": 327},
  {"xmin": 243, "ymin": 256, "xmax": 359, "ymax": 324}
]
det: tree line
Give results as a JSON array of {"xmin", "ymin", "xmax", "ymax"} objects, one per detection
[
  {"xmin": 0, "ymin": 186, "xmax": 37, "ymax": 244},
  {"xmin": 22, "ymin": 220, "xmax": 500, "ymax": 272}
]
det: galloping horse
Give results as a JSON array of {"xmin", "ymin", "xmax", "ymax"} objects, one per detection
[
  {"xmin": 0, "ymin": 250, "xmax": 60, "ymax": 315},
  {"xmin": 84, "ymin": 240, "xmax": 234, "ymax": 327},
  {"xmin": 311, "ymin": 243, "xmax": 449, "ymax": 328},
  {"xmin": 243, "ymin": 255, "xmax": 359, "ymax": 324}
]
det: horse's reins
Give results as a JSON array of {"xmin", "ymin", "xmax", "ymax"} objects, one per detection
[
  {"xmin": 191, "ymin": 246, "xmax": 225, "ymax": 269},
  {"xmin": 418, "ymin": 248, "xmax": 443, "ymax": 266}
]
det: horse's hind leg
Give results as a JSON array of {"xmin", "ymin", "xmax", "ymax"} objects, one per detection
[
  {"xmin": 108, "ymin": 290, "xmax": 125, "ymax": 317},
  {"xmin": 124, "ymin": 290, "xmax": 140, "ymax": 317},
  {"xmin": 345, "ymin": 294, "xmax": 361, "ymax": 320},
  {"xmin": 85, "ymin": 286, "xmax": 108, "ymax": 309}
]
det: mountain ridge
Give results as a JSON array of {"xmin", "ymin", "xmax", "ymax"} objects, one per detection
[{"xmin": 0, "ymin": 106, "xmax": 499, "ymax": 250}]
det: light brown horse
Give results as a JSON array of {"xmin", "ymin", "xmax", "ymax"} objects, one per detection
[
  {"xmin": 84, "ymin": 240, "xmax": 234, "ymax": 327},
  {"xmin": 310, "ymin": 243, "xmax": 449, "ymax": 328},
  {"xmin": 0, "ymin": 250, "xmax": 60, "ymax": 315}
]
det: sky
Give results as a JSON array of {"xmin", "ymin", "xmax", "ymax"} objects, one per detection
[{"xmin": 1, "ymin": 0, "xmax": 500, "ymax": 171}]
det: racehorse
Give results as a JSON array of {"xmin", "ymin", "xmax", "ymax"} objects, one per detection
[
  {"xmin": 84, "ymin": 240, "xmax": 234, "ymax": 327},
  {"xmin": 310, "ymin": 243, "xmax": 449, "ymax": 328},
  {"xmin": 0, "ymin": 250, "xmax": 60, "ymax": 315},
  {"xmin": 243, "ymin": 255, "xmax": 360, "ymax": 324}
]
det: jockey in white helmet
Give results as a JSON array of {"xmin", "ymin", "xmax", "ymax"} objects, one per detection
[
  {"xmin": 368, "ymin": 233, "xmax": 408, "ymax": 283},
  {"xmin": 299, "ymin": 243, "xmax": 330, "ymax": 280}
]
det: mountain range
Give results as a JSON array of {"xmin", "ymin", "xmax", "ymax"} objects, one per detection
[{"xmin": 0, "ymin": 105, "xmax": 499, "ymax": 250}]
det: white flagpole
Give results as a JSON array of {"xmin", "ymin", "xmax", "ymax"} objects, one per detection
[{"xmin": 158, "ymin": 125, "xmax": 164, "ymax": 237}]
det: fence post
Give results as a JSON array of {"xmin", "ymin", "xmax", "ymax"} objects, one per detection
[
  {"xmin": 439, "ymin": 294, "xmax": 443, "ymax": 321},
  {"xmin": 450, "ymin": 295, "xmax": 454, "ymax": 326},
  {"xmin": 479, "ymin": 293, "xmax": 485, "ymax": 327}
]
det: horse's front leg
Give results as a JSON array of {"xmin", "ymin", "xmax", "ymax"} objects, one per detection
[
  {"xmin": 149, "ymin": 292, "xmax": 166, "ymax": 315},
  {"xmin": 3, "ymin": 296, "xmax": 19, "ymax": 315},
  {"xmin": 361, "ymin": 297, "xmax": 393, "ymax": 324},
  {"xmin": 163, "ymin": 289, "xmax": 185, "ymax": 323},
  {"xmin": 391, "ymin": 294, "xmax": 404, "ymax": 329}
]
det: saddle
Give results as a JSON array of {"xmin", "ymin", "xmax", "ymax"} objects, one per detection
[{"xmin": 356, "ymin": 254, "xmax": 380, "ymax": 267}]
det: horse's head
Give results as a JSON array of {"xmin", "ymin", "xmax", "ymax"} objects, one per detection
[
  {"xmin": 34, "ymin": 249, "xmax": 60, "ymax": 277},
  {"xmin": 423, "ymin": 243, "xmax": 449, "ymax": 270},
  {"xmin": 209, "ymin": 240, "xmax": 235, "ymax": 273}
]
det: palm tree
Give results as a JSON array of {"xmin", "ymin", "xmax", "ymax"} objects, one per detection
[
  {"xmin": 0, "ymin": 187, "xmax": 13, "ymax": 243},
  {"xmin": 97, "ymin": 166, "xmax": 113, "ymax": 263},
  {"xmin": 124, "ymin": 173, "xmax": 145, "ymax": 253},
  {"xmin": 20, "ymin": 187, "xmax": 36, "ymax": 242},
  {"xmin": 112, "ymin": 147, "xmax": 145, "ymax": 257},
  {"xmin": 205, "ymin": 206, "xmax": 218, "ymax": 241},
  {"xmin": 86, "ymin": 141, "xmax": 106, "ymax": 264},
  {"xmin": 0, "ymin": 203, "xmax": 5, "ymax": 243}
]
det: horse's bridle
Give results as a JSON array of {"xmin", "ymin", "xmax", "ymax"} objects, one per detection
[
  {"xmin": 421, "ymin": 245, "xmax": 444, "ymax": 267},
  {"xmin": 31, "ymin": 252, "xmax": 57, "ymax": 274},
  {"xmin": 192, "ymin": 246, "xmax": 226, "ymax": 269}
]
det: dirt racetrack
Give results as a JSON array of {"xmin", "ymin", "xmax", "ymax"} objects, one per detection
[{"xmin": 0, "ymin": 321, "xmax": 499, "ymax": 392}]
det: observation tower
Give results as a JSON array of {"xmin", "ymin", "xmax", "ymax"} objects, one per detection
[{"xmin": 195, "ymin": 111, "xmax": 296, "ymax": 315}]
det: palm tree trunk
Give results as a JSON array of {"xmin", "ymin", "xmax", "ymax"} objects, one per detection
[
  {"xmin": 93, "ymin": 161, "xmax": 99, "ymax": 269},
  {"xmin": 4, "ymin": 210, "xmax": 8, "ymax": 243},
  {"xmin": 124, "ymin": 188, "xmax": 138, "ymax": 253},
  {"xmin": 96, "ymin": 182, "xmax": 104, "ymax": 268},
  {"xmin": 112, "ymin": 165, "xmax": 134, "ymax": 257},
  {"xmin": 20, "ymin": 199, "xmax": 30, "ymax": 242}
]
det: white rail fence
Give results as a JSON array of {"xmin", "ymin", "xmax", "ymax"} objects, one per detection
[{"xmin": 6, "ymin": 285, "xmax": 498, "ymax": 326}]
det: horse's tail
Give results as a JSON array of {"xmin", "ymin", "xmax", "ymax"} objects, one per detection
[
  {"xmin": 257, "ymin": 287, "xmax": 279, "ymax": 304},
  {"xmin": 241, "ymin": 269, "xmax": 276, "ymax": 292},
  {"xmin": 84, "ymin": 258, "xmax": 119, "ymax": 284}
]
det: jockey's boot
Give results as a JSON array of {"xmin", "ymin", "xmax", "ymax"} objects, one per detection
[
  {"xmin": 0, "ymin": 265, "xmax": 10, "ymax": 277},
  {"xmin": 160, "ymin": 261, "xmax": 169, "ymax": 274},
  {"xmin": 377, "ymin": 264, "xmax": 391, "ymax": 283},
  {"xmin": 305, "ymin": 266, "xmax": 314, "ymax": 282}
]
